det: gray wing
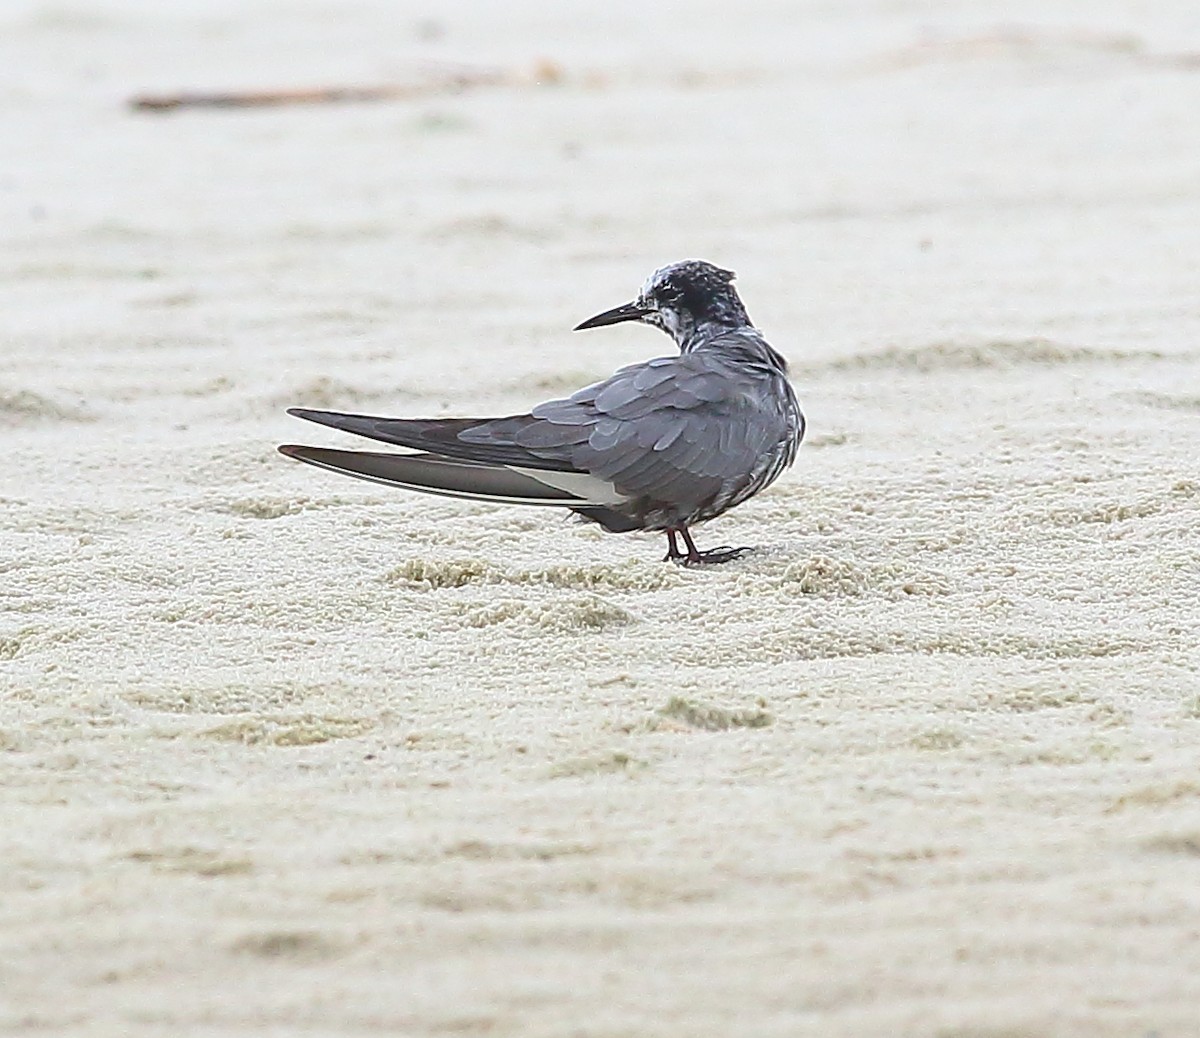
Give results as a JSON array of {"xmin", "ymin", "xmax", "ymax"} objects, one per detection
[
  {"xmin": 285, "ymin": 409, "xmax": 578, "ymax": 471},
  {"xmin": 287, "ymin": 344, "xmax": 793, "ymax": 517},
  {"xmin": 474, "ymin": 350, "xmax": 788, "ymax": 515},
  {"xmin": 278, "ymin": 444, "xmax": 616, "ymax": 504}
]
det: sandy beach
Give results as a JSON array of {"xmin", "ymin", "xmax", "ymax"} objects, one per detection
[{"xmin": 4, "ymin": 1, "xmax": 1200, "ymax": 1034}]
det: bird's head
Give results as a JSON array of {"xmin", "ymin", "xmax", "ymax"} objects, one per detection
[{"xmin": 574, "ymin": 260, "xmax": 752, "ymax": 349}]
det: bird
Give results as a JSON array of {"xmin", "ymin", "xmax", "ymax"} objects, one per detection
[{"xmin": 279, "ymin": 259, "xmax": 805, "ymax": 565}]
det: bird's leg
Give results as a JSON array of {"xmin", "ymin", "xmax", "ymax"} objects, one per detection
[
  {"xmin": 663, "ymin": 528, "xmax": 686, "ymax": 563},
  {"xmin": 678, "ymin": 525, "xmax": 754, "ymax": 566}
]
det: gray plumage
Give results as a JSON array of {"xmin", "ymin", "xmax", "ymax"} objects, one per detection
[{"xmin": 279, "ymin": 260, "xmax": 805, "ymax": 564}]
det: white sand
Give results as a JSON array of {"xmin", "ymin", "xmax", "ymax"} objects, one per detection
[{"xmin": 4, "ymin": 1, "xmax": 1200, "ymax": 1034}]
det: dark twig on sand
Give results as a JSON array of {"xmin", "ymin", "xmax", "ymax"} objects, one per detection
[{"xmin": 130, "ymin": 61, "xmax": 563, "ymax": 113}]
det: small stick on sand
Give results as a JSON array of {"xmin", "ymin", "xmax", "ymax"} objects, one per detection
[{"xmin": 130, "ymin": 61, "xmax": 563, "ymax": 113}]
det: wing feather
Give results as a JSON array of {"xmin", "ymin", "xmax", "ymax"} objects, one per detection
[
  {"xmin": 287, "ymin": 329, "xmax": 799, "ymax": 525},
  {"xmin": 277, "ymin": 445, "xmax": 625, "ymax": 507}
]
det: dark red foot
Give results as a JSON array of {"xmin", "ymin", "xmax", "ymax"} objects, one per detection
[
  {"xmin": 663, "ymin": 527, "xmax": 754, "ymax": 566},
  {"xmin": 683, "ymin": 545, "xmax": 755, "ymax": 566}
]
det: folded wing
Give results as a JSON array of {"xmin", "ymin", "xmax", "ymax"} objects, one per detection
[{"xmin": 283, "ymin": 335, "xmax": 793, "ymax": 525}]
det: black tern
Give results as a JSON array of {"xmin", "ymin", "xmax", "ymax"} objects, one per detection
[{"xmin": 279, "ymin": 260, "xmax": 805, "ymax": 565}]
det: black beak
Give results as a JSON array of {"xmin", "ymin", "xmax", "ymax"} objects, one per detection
[{"xmin": 573, "ymin": 301, "xmax": 650, "ymax": 331}]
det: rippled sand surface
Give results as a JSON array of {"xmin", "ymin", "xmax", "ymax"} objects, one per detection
[{"xmin": 4, "ymin": 2, "xmax": 1200, "ymax": 1034}]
